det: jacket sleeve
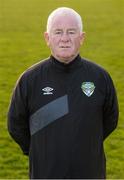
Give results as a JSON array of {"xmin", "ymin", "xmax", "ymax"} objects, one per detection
[
  {"xmin": 7, "ymin": 73, "xmax": 30, "ymax": 155},
  {"xmin": 103, "ymin": 72, "xmax": 119, "ymax": 140}
]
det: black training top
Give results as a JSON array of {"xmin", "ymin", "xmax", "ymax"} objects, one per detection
[{"xmin": 8, "ymin": 55, "xmax": 119, "ymax": 179}]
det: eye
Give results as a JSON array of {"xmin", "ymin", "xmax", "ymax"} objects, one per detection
[
  {"xmin": 68, "ymin": 30, "xmax": 76, "ymax": 35},
  {"xmin": 54, "ymin": 31, "xmax": 62, "ymax": 35}
]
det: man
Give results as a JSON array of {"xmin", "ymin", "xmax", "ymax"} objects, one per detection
[{"xmin": 8, "ymin": 7, "xmax": 119, "ymax": 179}]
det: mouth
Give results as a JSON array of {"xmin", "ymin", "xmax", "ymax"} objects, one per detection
[{"xmin": 60, "ymin": 46, "xmax": 71, "ymax": 49}]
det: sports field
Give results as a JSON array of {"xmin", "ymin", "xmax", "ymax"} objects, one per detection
[{"xmin": 0, "ymin": 0, "xmax": 124, "ymax": 178}]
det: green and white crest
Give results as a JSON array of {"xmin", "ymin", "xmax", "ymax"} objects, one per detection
[{"xmin": 81, "ymin": 82, "xmax": 95, "ymax": 97}]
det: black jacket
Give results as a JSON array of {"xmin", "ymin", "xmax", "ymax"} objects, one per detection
[{"xmin": 8, "ymin": 55, "xmax": 119, "ymax": 179}]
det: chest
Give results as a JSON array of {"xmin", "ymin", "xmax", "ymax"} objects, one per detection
[{"xmin": 27, "ymin": 69, "xmax": 106, "ymax": 116}]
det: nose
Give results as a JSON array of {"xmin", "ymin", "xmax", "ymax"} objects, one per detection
[{"xmin": 60, "ymin": 33, "xmax": 70, "ymax": 42}]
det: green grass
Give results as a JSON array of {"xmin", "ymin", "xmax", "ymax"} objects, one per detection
[{"xmin": 0, "ymin": 0, "xmax": 124, "ymax": 178}]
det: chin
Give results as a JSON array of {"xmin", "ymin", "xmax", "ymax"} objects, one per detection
[{"xmin": 58, "ymin": 53, "xmax": 74, "ymax": 59}]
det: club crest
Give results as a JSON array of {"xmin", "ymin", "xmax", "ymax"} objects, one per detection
[{"xmin": 81, "ymin": 82, "xmax": 95, "ymax": 97}]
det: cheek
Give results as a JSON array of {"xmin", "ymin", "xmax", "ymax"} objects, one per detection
[
  {"xmin": 73, "ymin": 39, "xmax": 81, "ymax": 49},
  {"xmin": 49, "ymin": 37, "xmax": 59, "ymax": 47}
]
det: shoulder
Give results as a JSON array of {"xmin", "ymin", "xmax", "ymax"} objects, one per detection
[
  {"xmin": 80, "ymin": 57, "xmax": 116, "ymax": 90},
  {"xmin": 14, "ymin": 57, "xmax": 51, "ymax": 89},
  {"xmin": 81, "ymin": 57, "xmax": 106, "ymax": 73},
  {"xmin": 81, "ymin": 57, "xmax": 111, "ymax": 79},
  {"xmin": 18, "ymin": 57, "xmax": 51, "ymax": 82},
  {"xmin": 24, "ymin": 57, "xmax": 50, "ymax": 76}
]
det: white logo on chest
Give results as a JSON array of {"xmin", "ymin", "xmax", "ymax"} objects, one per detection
[{"xmin": 42, "ymin": 87, "xmax": 54, "ymax": 95}]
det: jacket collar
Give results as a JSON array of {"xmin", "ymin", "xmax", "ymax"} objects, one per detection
[{"xmin": 50, "ymin": 54, "xmax": 82, "ymax": 73}]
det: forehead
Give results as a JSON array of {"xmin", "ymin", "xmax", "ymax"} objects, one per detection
[{"xmin": 50, "ymin": 14, "xmax": 79, "ymax": 30}]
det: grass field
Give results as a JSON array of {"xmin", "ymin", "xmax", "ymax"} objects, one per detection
[{"xmin": 0, "ymin": 0, "xmax": 124, "ymax": 178}]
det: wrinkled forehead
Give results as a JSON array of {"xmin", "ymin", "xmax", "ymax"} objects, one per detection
[{"xmin": 50, "ymin": 14, "xmax": 80, "ymax": 30}]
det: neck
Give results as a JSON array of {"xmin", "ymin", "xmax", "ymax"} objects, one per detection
[{"xmin": 52, "ymin": 54, "xmax": 79, "ymax": 64}]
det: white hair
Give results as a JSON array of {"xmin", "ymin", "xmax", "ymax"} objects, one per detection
[{"xmin": 46, "ymin": 7, "xmax": 83, "ymax": 33}]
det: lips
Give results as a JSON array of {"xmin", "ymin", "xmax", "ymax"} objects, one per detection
[{"xmin": 60, "ymin": 46, "xmax": 70, "ymax": 48}]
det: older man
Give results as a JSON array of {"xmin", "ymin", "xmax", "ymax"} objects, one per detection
[{"xmin": 8, "ymin": 7, "xmax": 119, "ymax": 179}]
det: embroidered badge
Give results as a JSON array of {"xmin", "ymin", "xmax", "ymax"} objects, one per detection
[{"xmin": 81, "ymin": 82, "xmax": 95, "ymax": 97}]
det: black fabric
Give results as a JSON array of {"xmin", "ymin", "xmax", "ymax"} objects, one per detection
[{"xmin": 8, "ymin": 55, "xmax": 119, "ymax": 179}]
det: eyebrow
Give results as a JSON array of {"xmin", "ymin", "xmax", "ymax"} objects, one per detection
[
  {"xmin": 54, "ymin": 28, "xmax": 77, "ymax": 32},
  {"xmin": 67, "ymin": 28, "xmax": 77, "ymax": 31},
  {"xmin": 54, "ymin": 29, "xmax": 62, "ymax": 31}
]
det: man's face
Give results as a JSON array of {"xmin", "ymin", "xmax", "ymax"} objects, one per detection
[{"xmin": 44, "ymin": 15, "xmax": 85, "ymax": 64}]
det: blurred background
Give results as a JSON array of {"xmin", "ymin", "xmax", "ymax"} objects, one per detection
[{"xmin": 0, "ymin": 0, "xmax": 124, "ymax": 178}]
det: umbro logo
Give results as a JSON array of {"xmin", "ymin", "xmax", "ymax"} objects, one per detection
[{"xmin": 42, "ymin": 87, "xmax": 54, "ymax": 95}]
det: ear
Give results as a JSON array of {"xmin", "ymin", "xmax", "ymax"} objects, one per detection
[
  {"xmin": 44, "ymin": 32, "xmax": 50, "ymax": 46},
  {"xmin": 80, "ymin": 32, "xmax": 85, "ymax": 45}
]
